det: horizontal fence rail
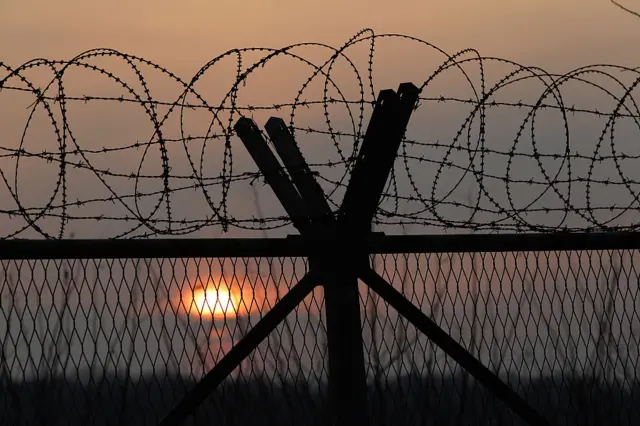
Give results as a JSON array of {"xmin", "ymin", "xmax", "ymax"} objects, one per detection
[
  {"xmin": 2, "ymin": 233, "xmax": 640, "ymax": 424},
  {"xmin": 2, "ymin": 231, "xmax": 640, "ymax": 259}
]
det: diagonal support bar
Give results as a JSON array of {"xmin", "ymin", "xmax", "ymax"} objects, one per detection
[
  {"xmin": 264, "ymin": 117, "xmax": 334, "ymax": 229},
  {"xmin": 339, "ymin": 83, "xmax": 419, "ymax": 234},
  {"xmin": 338, "ymin": 88, "xmax": 398, "ymax": 234},
  {"xmin": 234, "ymin": 117, "xmax": 311, "ymax": 234},
  {"xmin": 158, "ymin": 270, "xmax": 321, "ymax": 426},
  {"xmin": 358, "ymin": 266, "xmax": 550, "ymax": 426}
]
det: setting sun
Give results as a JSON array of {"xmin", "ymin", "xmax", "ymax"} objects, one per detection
[
  {"xmin": 189, "ymin": 286, "xmax": 237, "ymax": 318},
  {"xmin": 175, "ymin": 276, "xmax": 243, "ymax": 319}
]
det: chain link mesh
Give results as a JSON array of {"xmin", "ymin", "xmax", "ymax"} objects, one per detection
[
  {"xmin": 0, "ymin": 256, "xmax": 327, "ymax": 425},
  {"xmin": 1, "ymin": 247, "xmax": 639, "ymax": 424},
  {"xmin": 366, "ymin": 250, "xmax": 640, "ymax": 425}
]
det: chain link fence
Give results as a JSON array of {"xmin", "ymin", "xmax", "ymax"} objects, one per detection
[
  {"xmin": 1, "ymin": 243, "xmax": 639, "ymax": 424},
  {"xmin": 0, "ymin": 255, "xmax": 324, "ymax": 425},
  {"xmin": 366, "ymin": 249, "xmax": 640, "ymax": 425}
]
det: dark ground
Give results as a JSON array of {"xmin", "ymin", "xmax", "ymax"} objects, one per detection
[{"xmin": 1, "ymin": 372, "xmax": 638, "ymax": 425}]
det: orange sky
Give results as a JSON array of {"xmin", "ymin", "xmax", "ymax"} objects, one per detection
[
  {"xmin": 2, "ymin": 0, "xmax": 638, "ymax": 69},
  {"xmin": 2, "ymin": 0, "xmax": 640, "ymax": 238}
]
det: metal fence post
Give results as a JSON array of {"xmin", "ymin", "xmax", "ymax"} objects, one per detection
[
  {"xmin": 328, "ymin": 82, "xmax": 418, "ymax": 425},
  {"xmin": 233, "ymin": 83, "xmax": 418, "ymax": 426},
  {"xmin": 264, "ymin": 117, "xmax": 370, "ymax": 425},
  {"xmin": 320, "ymin": 252, "xmax": 370, "ymax": 424}
]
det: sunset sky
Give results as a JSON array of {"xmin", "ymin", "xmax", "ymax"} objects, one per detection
[
  {"xmin": 2, "ymin": 0, "xmax": 639, "ymax": 68},
  {"xmin": 2, "ymin": 0, "xmax": 640, "ymax": 239}
]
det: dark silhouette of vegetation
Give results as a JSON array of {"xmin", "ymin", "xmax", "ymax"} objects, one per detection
[{"xmin": 1, "ymin": 372, "xmax": 639, "ymax": 425}]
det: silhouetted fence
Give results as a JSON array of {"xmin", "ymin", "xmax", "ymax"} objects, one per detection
[
  {"xmin": 2, "ymin": 233, "xmax": 640, "ymax": 425},
  {"xmin": 2, "ymin": 83, "xmax": 640, "ymax": 425},
  {"xmin": 4, "ymin": 31, "xmax": 640, "ymax": 425}
]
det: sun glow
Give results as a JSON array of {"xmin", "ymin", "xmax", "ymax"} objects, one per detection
[
  {"xmin": 180, "ymin": 278, "xmax": 241, "ymax": 319},
  {"xmin": 170, "ymin": 272, "xmax": 283, "ymax": 320},
  {"xmin": 192, "ymin": 286, "xmax": 235, "ymax": 317}
]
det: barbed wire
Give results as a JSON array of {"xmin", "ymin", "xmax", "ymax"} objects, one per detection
[{"xmin": 2, "ymin": 29, "xmax": 640, "ymax": 238}]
